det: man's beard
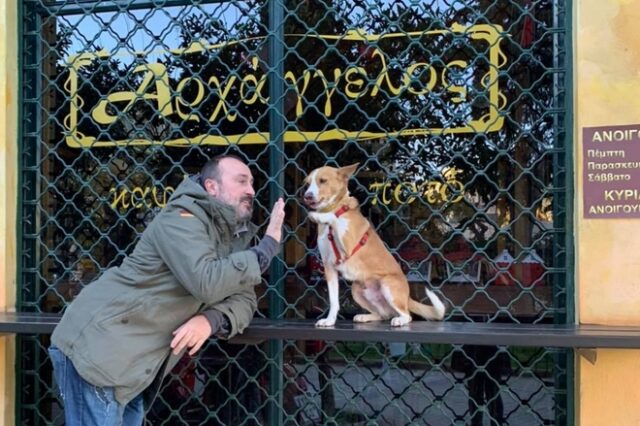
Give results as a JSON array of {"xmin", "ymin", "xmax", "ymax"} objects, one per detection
[
  {"xmin": 236, "ymin": 195, "xmax": 254, "ymax": 222},
  {"xmin": 215, "ymin": 190, "xmax": 253, "ymax": 222}
]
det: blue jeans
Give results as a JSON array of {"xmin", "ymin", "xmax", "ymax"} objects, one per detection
[{"xmin": 48, "ymin": 346, "xmax": 145, "ymax": 426}]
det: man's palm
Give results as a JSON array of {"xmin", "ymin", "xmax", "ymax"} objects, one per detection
[{"xmin": 266, "ymin": 198, "xmax": 285, "ymax": 242}]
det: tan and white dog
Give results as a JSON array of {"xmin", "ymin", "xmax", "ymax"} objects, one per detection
[{"xmin": 303, "ymin": 164, "xmax": 445, "ymax": 327}]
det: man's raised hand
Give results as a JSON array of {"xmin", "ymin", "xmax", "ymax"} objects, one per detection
[{"xmin": 265, "ymin": 198, "xmax": 285, "ymax": 242}]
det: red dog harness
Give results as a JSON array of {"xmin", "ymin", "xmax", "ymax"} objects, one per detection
[{"xmin": 327, "ymin": 205, "xmax": 369, "ymax": 265}]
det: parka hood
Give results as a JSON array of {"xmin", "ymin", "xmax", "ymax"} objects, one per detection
[{"xmin": 167, "ymin": 175, "xmax": 256, "ymax": 238}]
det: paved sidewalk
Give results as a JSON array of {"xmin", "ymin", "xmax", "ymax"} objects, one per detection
[{"xmin": 294, "ymin": 362, "xmax": 556, "ymax": 426}]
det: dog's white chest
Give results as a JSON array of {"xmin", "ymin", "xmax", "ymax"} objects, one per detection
[
  {"xmin": 317, "ymin": 227, "xmax": 336, "ymax": 265},
  {"xmin": 317, "ymin": 226, "xmax": 360, "ymax": 280}
]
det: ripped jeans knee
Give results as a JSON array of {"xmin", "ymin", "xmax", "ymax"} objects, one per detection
[{"xmin": 48, "ymin": 346, "xmax": 142, "ymax": 426}]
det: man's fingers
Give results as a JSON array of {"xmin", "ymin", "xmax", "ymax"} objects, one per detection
[
  {"xmin": 170, "ymin": 328, "xmax": 185, "ymax": 348},
  {"xmin": 265, "ymin": 198, "xmax": 286, "ymax": 241},
  {"xmin": 172, "ymin": 323, "xmax": 186, "ymax": 336},
  {"xmin": 271, "ymin": 200, "xmax": 284, "ymax": 217},
  {"xmin": 171, "ymin": 341, "xmax": 184, "ymax": 355},
  {"xmin": 188, "ymin": 339, "xmax": 205, "ymax": 356},
  {"xmin": 171, "ymin": 330, "xmax": 191, "ymax": 354}
]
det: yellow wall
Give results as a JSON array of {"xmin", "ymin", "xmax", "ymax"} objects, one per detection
[
  {"xmin": 0, "ymin": 0, "xmax": 18, "ymax": 424},
  {"xmin": 0, "ymin": 1, "xmax": 639, "ymax": 425},
  {"xmin": 578, "ymin": 351, "xmax": 640, "ymax": 426},
  {"xmin": 576, "ymin": 0, "xmax": 640, "ymax": 325},
  {"xmin": 576, "ymin": 1, "xmax": 640, "ymax": 424}
]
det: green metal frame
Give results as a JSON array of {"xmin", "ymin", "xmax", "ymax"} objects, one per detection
[
  {"xmin": 15, "ymin": 1, "xmax": 576, "ymax": 424},
  {"xmin": 560, "ymin": 1, "xmax": 575, "ymax": 423},
  {"xmin": 267, "ymin": 0, "xmax": 286, "ymax": 423},
  {"xmin": 14, "ymin": 1, "xmax": 25, "ymax": 425}
]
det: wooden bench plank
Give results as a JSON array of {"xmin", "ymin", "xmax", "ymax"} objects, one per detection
[{"xmin": 2, "ymin": 313, "xmax": 640, "ymax": 348}]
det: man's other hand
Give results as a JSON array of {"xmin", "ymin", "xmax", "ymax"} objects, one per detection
[
  {"xmin": 265, "ymin": 197, "xmax": 286, "ymax": 242},
  {"xmin": 171, "ymin": 314, "xmax": 212, "ymax": 356}
]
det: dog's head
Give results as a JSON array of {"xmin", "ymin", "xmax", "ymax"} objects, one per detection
[{"xmin": 302, "ymin": 163, "xmax": 359, "ymax": 211}]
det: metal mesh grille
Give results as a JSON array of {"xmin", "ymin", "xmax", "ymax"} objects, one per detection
[{"xmin": 18, "ymin": 0, "xmax": 572, "ymax": 424}]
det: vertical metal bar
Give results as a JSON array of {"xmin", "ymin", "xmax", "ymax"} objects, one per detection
[
  {"xmin": 552, "ymin": 0, "xmax": 563, "ymax": 323},
  {"xmin": 32, "ymin": 6, "xmax": 44, "ymax": 424},
  {"xmin": 552, "ymin": 1, "xmax": 575, "ymax": 425},
  {"xmin": 267, "ymin": 0, "xmax": 285, "ymax": 424},
  {"xmin": 268, "ymin": 0, "xmax": 285, "ymax": 320},
  {"xmin": 15, "ymin": 0, "xmax": 26, "ymax": 320},
  {"xmin": 551, "ymin": 0, "xmax": 574, "ymax": 326},
  {"xmin": 561, "ymin": 0, "xmax": 576, "ymax": 328},
  {"xmin": 17, "ymin": 1, "xmax": 40, "ymax": 424},
  {"xmin": 561, "ymin": 1, "xmax": 576, "ymax": 424},
  {"xmin": 15, "ymin": 1, "xmax": 25, "ymax": 422}
]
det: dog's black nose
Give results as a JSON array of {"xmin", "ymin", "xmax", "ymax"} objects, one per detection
[{"xmin": 296, "ymin": 185, "xmax": 308, "ymax": 198}]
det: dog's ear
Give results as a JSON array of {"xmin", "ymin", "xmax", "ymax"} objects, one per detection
[{"xmin": 339, "ymin": 163, "xmax": 359, "ymax": 179}]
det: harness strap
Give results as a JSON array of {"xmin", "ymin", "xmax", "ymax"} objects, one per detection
[
  {"xmin": 334, "ymin": 205, "xmax": 349, "ymax": 217},
  {"xmin": 327, "ymin": 205, "xmax": 369, "ymax": 265}
]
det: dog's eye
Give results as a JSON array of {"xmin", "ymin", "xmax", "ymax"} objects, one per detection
[{"xmin": 319, "ymin": 178, "xmax": 327, "ymax": 184}]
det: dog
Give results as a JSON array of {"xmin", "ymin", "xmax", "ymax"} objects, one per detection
[{"xmin": 303, "ymin": 163, "xmax": 445, "ymax": 327}]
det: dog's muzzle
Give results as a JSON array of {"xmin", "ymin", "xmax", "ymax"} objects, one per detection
[{"xmin": 302, "ymin": 191, "xmax": 318, "ymax": 208}]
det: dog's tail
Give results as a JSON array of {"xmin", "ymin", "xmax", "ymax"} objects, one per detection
[{"xmin": 408, "ymin": 289, "xmax": 446, "ymax": 321}]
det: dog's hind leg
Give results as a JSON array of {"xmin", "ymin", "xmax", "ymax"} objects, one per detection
[
  {"xmin": 351, "ymin": 284, "xmax": 384, "ymax": 323},
  {"xmin": 380, "ymin": 276, "xmax": 412, "ymax": 327},
  {"xmin": 353, "ymin": 313, "xmax": 383, "ymax": 323}
]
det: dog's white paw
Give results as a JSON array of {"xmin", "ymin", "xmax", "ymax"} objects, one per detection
[
  {"xmin": 308, "ymin": 212, "xmax": 320, "ymax": 223},
  {"xmin": 353, "ymin": 314, "xmax": 369, "ymax": 323},
  {"xmin": 353, "ymin": 314, "xmax": 381, "ymax": 323},
  {"xmin": 390, "ymin": 316, "xmax": 412, "ymax": 327},
  {"xmin": 315, "ymin": 317, "xmax": 336, "ymax": 327}
]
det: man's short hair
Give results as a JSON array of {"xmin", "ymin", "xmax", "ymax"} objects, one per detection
[{"xmin": 201, "ymin": 154, "xmax": 246, "ymax": 182}]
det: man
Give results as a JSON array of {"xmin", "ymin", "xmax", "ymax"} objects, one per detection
[{"xmin": 49, "ymin": 155, "xmax": 286, "ymax": 425}]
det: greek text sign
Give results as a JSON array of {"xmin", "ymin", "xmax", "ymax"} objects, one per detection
[
  {"xmin": 63, "ymin": 24, "xmax": 505, "ymax": 148},
  {"xmin": 583, "ymin": 124, "xmax": 640, "ymax": 218},
  {"xmin": 369, "ymin": 168, "xmax": 464, "ymax": 206}
]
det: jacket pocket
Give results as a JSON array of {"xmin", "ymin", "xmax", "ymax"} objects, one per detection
[
  {"xmin": 96, "ymin": 302, "xmax": 145, "ymax": 330},
  {"xmin": 231, "ymin": 256, "xmax": 248, "ymax": 272},
  {"xmin": 83, "ymin": 302, "xmax": 164, "ymax": 385}
]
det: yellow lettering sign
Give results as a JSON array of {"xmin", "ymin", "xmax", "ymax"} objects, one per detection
[
  {"xmin": 92, "ymin": 63, "xmax": 173, "ymax": 125},
  {"xmin": 370, "ymin": 168, "xmax": 464, "ymax": 206},
  {"xmin": 64, "ymin": 25, "xmax": 505, "ymax": 148},
  {"xmin": 110, "ymin": 186, "xmax": 175, "ymax": 212}
]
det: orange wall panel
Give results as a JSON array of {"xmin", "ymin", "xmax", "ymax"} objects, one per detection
[
  {"xmin": 576, "ymin": 0, "xmax": 640, "ymax": 325},
  {"xmin": 576, "ymin": 1, "xmax": 640, "ymax": 425}
]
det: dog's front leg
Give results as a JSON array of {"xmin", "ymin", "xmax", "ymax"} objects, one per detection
[{"xmin": 316, "ymin": 266, "xmax": 340, "ymax": 327}]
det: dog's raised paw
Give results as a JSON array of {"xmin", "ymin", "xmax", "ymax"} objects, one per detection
[{"xmin": 315, "ymin": 318, "xmax": 336, "ymax": 327}]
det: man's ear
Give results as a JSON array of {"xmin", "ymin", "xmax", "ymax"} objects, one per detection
[
  {"xmin": 203, "ymin": 178, "xmax": 218, "ymax": 197},
  {"xmin": 339, "ymin": 163, "xmax": 359, "ymax": 179}
]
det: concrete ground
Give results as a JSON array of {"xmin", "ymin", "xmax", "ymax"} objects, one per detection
[{"xmin": 293, "ymin": 362, "xmax": 556, "ymax": 426}]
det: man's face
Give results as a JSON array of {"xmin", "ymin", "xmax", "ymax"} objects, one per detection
[{"xmin": 204, "ymin": 158, "xmax": 255, "ymax": 222}]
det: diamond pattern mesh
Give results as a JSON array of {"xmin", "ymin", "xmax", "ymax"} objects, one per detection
[{"xmin": 19, "ymin": 0, "xmax": 571, "ymax": 424}]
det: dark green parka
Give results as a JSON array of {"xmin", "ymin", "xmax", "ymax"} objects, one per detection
[{"xmin": 51, "ymin": 176, "xmax": 262, "ymax": 404}]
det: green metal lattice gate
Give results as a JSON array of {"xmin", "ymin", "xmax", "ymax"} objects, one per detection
[{"xmin": 18, "ymin": 0, "xmax": 573, "ymax": 424}]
